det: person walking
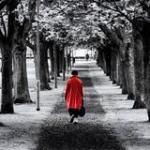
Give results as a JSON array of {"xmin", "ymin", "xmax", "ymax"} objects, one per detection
[
  {"xmin": 65, "ymin": 70, "xmax": 84, "ymax": 124},
  {"xmin": 72, "ymin": 57, "xmax": 76, "ymax": 67},
  {"xmin": 85, "ymin": 53, "xmax": 89, "ymax": 61}
]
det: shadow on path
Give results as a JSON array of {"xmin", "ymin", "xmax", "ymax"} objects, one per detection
[
  {"xmin": 36, "ymin": 63, "xmax": 126, "ymax": 150},
  {"xmin": 37, "ymin": 118, "xmax": 125, "ymax": 150}
]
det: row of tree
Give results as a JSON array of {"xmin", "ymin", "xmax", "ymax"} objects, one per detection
[
  {"xmin": 1, "ymin": 0, "xmax": 150, "ymax": 121},
  {"xmin": 93, "ymin": 0, "xmax": 150, "ymax": 121},
  {"xmin": 0, "ymin": 0, "xmax": 75, "ymax": 113}
]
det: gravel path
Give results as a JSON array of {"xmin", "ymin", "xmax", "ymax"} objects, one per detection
[{"xmin": 36, "ymin": 62, "xmax": 125, "ymax": 150}]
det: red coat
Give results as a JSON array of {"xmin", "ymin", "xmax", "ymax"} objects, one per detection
[{"xmin": 65, "ymin": 75, "xmax": 83, "ymax": 109}]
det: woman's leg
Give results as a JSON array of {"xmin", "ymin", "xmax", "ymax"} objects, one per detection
[
  {"xmin": 73, "ymin": 109, "xmax": 79, "ymax": 123},
  {"xmin": 68, "ymin": 109, "xmax": 79, "ymax": 123},
  {"xmin": 68, "ymin": 109, "xmax": 75, "ymax": 123},
  {"xmin": 74, "ymin": 109, "xmax": 79, "ymax": 118}
]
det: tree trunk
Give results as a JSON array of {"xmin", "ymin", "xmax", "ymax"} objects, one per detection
[
  {"xmin": 68, "ymin": 53, "xmax": 71, "ymax": 71},
  {"xmin": 40, "ymin": 44, "xmax": 51, "ymax": 90},
  {"xmin": 124, "ymin": 43, "xmax": 135, "ymax": 100},
  {"xmin": 120, "ymin": 60, "xmax": 128, "ymax": 94},
  {"xmin": 45, "ymin": 51, "xmax": 51, "ymax": 82},
  {"xmin": 59, "ymin": 50, "xmax": 63, "ymax": 73},
  {"xmin": 116, "ymin": 54, "xmax": 120, "ymax": 85},
  {"xmin": 66, "ymin": 49, "xmax": 71, "ymax": 73},
  {"xmin": 1, "ymin": 46, "xmax": 14, "ymax": 113},
  {"xmin": 119, "ymin": 38, "xmax": 135, "ymax": 97},
  {"xmin": 143, "ymin": 21, "xmax": 150, "ymax": 120},
  {"xmin": 110, "ymin": 50, "xmax": 118, "ymax": 84},
  {"xmin": 34, "ymin": 42, "xmax": 51, "ymax": 90},
  {"xmin": 97, "ymin": 49, "xmax": 105, "ymax": 71},
  {"xmin": 49, "ymin": 47, "xmax": 54, "ymax": 80},
  {"xmin": 96, "ymin": 48, "xmax": 102, "ymax": 67},
  {"xmin": 132, "ymin": 27, "xmax": 145, "ymax": 108},
  {"xmin": 62, "ymin": 49, "xmax": 66, "ymax": 81},
  {"xmin": 102, "ymin": 52, "xmax": 107, "ymax": 74},
  {"xmin": 56, "ymin": 47, "xmax": 60, "ymax": 77},
  {"xmin": 53, "ymin": 43, "xmax": 58, "ymax": 88},
  {"xmin": 65, "ymin": 48, "xmax": 69, "ymax": 73},
  {"xmin": 104, "ymin": 49, "xmax": 111, "ymax": 76},
  {"xmin": 13, "ymin": 46, "xmax": 32, "ymax": 103}
]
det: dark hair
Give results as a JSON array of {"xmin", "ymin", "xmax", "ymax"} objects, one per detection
[{"xmin": 71, "ymin": 70, "xmax": 78, "ymax": 75}]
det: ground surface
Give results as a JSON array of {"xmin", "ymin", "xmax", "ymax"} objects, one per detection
[
  {"xmin": 0, "ymin": 60, "xmax": 150, "ymax": 150},
  {"xmin": 36, "ymin": 63, "xmax": 124, "ymax": 150}
]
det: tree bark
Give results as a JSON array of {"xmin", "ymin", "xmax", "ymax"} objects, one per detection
[
  {"xmin": 56, "ymin": 46, "xmax": 60, "ymax": 77},
  {"xmin": 1, "ymin": 46, "xmax": 14, "ymax": 113},
  {"xmin": 45, "ymin": 50, "xmax": 51, "ymax": 82},
  {"xmin": 117, "ymin": 28, "xmax": 135, "ymax": 99},
  {"xmin": 34, "ymin": 41, "xmax": 51, "ymax": 90},
  {"xmin": 11, "ymin": 0, "xmax": 36, "ymax": 103},
  {"xmin": 62, "ymin": 49, "xmax": 66, "ymax": 81},
  {"xmin": 106, "ymin": 53, "xmax": 111, "ymax": 76},
  {"xmin": 132, "ymin": 26, "xmax": 145, "ymax": 108},
  {"xmin": 143, "ymin": 21, "xmax": 150, "ymax": 120},
  {"xmin": 53, "ymin": 43, "xmax": 58, "ymax": 88},
  {"xmin": 13, "ymin": 46, "xmax": 32, "ymax": 103},
  {"xmin": 116, "ymin": 53, "xmax": 120, "ymax": 85},
  {"xmin": 120, "ymin": 60, "xmax": 128, "ymax": 94},
  {"xmin": 96, "ymin": 48, "xmax": 105, "ymax": 71},
  {"xmin": 67, "ymin": 53, "xmax": 71, "ymax": 72},
  {"xmin": 59, "ymin": 49, "xmax": 63, "ymax": 73},
  {"xmin": 103, "ymin": 47, "xmax": 111, "ymax": 76},
  {"xmin": 124, "ymin": 43, "xmax": 135, "ymax": 100},
  {"xmin": 49, "ymin": 46, "xmax": 54, "ymax": 80},
  {"xmin": 0, "ymin": 7, "xmax": 17, "ymax": 113},
  {"xmin": 102, "ymin": 51, "xmax": 107, "ymax": 74},
  {"xmin": 110, "ymin": 50, "xmax": 118, "ymax": 84}
]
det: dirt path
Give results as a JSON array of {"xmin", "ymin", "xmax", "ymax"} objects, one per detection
[{"xmin": 36, "ymin": 62, "xmax": 125, "ymax": 150}]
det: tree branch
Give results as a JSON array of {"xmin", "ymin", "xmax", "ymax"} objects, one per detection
[
  {"xmin": 0, "ymin": 15, "xmax": 7, "ymax": 37},
  {"xmin": 22, "ymin": 0, "xmax": 36, "ymax": 35},
  {"xmin": 99, "ymin": 23, "xmax": 120, "ymax": 46},
  {"xmin": 26, "ymin": 40, "xmax": 35, "ymax": 50},
  {"xmin": 101, "ymin": 3, "xmax": 133, "ymax": 24},
  {"xmin": 0, "ymin": 30, "xmax": 4, "ymax": 41},
  {"xmin": 0, "ymin": 0, "xmax": 13, "ymax": 10}
]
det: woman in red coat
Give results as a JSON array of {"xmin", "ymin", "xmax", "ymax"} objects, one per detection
[{"xmin": 65, "ymin": 70, "xmax": 84, "ymax": 123}]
